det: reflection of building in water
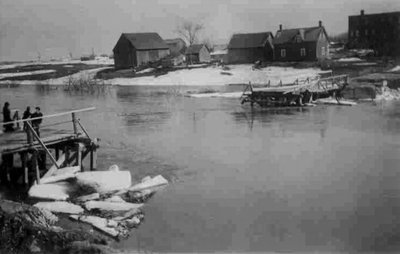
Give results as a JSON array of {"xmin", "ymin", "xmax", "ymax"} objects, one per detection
[{"xmin": 231, "ymin": 107, "xmax": 330, "ymax": 141}]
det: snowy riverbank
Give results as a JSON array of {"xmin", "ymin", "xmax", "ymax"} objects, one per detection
[{"xmin": 0, "ymin": 63, "xmax": 330, "ymax": 87}]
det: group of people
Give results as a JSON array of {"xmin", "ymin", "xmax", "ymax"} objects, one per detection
[{"xmin": 2, "ymin": 102, "xmax": 43, "ymax": 137}]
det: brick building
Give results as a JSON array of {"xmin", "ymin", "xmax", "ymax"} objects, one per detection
[{"xmin": 348, "ymin": 10, "xmax": 400, "ymax": 56}]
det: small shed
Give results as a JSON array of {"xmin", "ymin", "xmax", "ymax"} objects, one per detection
[
  {"xmin": 165, "ymin": 38, "xmax": 187, "ymax": 56},
  {"xmin": 113, "ymin": 33, "xmax": 170, "ymax": 69},
  {"xmin": 227, "ymin": 32, "xmax": 274, "ymax": 63},
  {"xmin": 185, "ymin": 44, "xmax": 211, "ymax": 64},
  {"xmin": 165, "ymin": 38, "xmax": 187, "ymax": 65},
  {"xmin": 273, "ymin": 21, "xmax": 329, "ymax": 62},
  {"xmin": 210, "ymin": 44, "xmax": 228, "ymax": 63}
]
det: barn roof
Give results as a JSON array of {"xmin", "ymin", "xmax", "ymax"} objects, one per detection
[
  {"xmin": 185, "ymin": 44, "xmax": 207, "ymax": 54},
  {"xmin": 273, "ymin": 26, "xmax": 327, "ymax": 44},
  {"xmin": 118, "ymin": 33, "xmax": 169, "ymax": 50},
  {"xmin": 228, "ymin": 32, "xmax": 273, "ymax": 49}
]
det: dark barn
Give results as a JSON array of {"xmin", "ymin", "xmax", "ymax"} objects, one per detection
[
  {"xmin": 348, "ymin": 10, "xmax": 400, "ymax": 56},
  {"xmin": 273, "ymin": 21, "xmax": 329, "ymax": 62},
  {"xmin": 227, "ymin": 32, "xmax": 274, "ymax": 64},
  {"xmin": 185, "ymin": 44, "xmax": 211, "ymax": 64},
  {"xmin": 113, "ymin": 33, "xmax": 170, "ymax": 69}
]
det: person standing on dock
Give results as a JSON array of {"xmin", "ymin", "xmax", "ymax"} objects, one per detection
[
  {"xmin": 22, "ymin": 106, "xmax": 32, "ymax": 142},
  {"xmin": 2, "ymin": 102, "xmax": 14, "ymax": 132},
  {"xmin": 31, "ymin": 107, "xmax": 43, "ymax": 137}
]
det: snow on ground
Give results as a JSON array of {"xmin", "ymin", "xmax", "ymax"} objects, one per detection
[
  {"xmin": 136, "ymin": 68, "xmax": 155, "ymax": 74},
  {"xmin": 336, "ymin": 57, "xmax": 363, "ymax": 62},
  {"xmin": 107, "ymin": 65, "xmax": 329, "ymax": 86},
  {"xmin": 353, "ymin": 62, "xmax": 377, "ymax": 66},
  {"xmin": 388, "ymin": 66, "xmax": 400, "ymax": 72},
  {"xmin": 186, "ymin": 92, "xmax": 243, "ymax": 98},
  {"xmin": 0, "ymin": 70, "xmax": 56, "ymax": 79},
  {"xmin": 0, "ymin": 67, "xmax": 110, "ymax": 85},
  {"xmin": 0, "ymin": 57, "xmax": 113, "ymax": 70},
  {"xmin": 375, "ymin": 88, "xmax": 400, "ymax": 101}
]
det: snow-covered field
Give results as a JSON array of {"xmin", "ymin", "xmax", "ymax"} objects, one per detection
[
  {"xmin": 0, "ymin": 63, "xmax": 330, "ymax": 87},
  {"xmin": 336, "ymin": 57, "xmax": 363, "ymax": 62},
  {"xmin": 0, "ymin": 70, "xmax": 55, "ymax": 79},
  {"xmin": 107, "ymin": 65, "xmax": 330, "ymax": 86},
  {"xmin": 0, "ymin": 67, "xmax": 109, "ymax": 85},
  {"xmin": 0, "ymin": 57, "xmax": 113, "ymax": 70}
]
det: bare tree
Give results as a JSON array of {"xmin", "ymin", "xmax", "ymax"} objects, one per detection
[{"xmin": 176, "ymin": 20, "xmax": 204, "ymax": 46}]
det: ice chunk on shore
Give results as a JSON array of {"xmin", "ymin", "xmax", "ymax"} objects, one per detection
[
  {"xmin": 84, "ymin": 201, "xmax": 143, "ymax": 212},
  {"xmin": 29, "ymin": 182, "xmax": 72, "ymax": 201},
  {"xmin": 76, "ymin": 171, "xmax": 131, "ymax": 193},
  {"xmin": 34, "ymin": 201, "xmax": 84, "ymax": 214}
]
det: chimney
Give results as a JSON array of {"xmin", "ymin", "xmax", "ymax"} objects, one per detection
[
  {"xmin": 319, "ymin": 20, "xmax": 322, "ymax": 27},
  {"xmin": 361, "ymin": 10, "xmax": 364, "ymax": 16},
  {"xmin": 279, "ymin": 24, "xmax": 282, "ymax": 31}
]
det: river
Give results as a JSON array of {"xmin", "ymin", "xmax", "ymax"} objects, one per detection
[{"xmin": 1, "ymin": 85, "xmax": 400, "ymax": 253}]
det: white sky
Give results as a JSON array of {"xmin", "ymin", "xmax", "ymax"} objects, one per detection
[{"xmin": 1, "ymin": 0, "xmax": 399, "ymax": 61}]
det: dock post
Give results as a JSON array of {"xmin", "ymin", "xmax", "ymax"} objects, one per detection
[
  {"xmin": 76, "ymin": 143, "xmax": 83, "ymax": 171},
  {"xmin": 64, "ymin": 147, "xmax": 70, "ymax": 167},
  {"xmin": 90, "ymin": 138, "xmax": 98, "ymax": 171},
  {"xmin": 21, "ymin": 152, "xmax": 29, "ymax": 185},
  {"xmin": 72, "ymin": 113, "xmax": 78, "ymax": 135},
  {"xmin": 32, "ymin": 150, "xmax": 40, "ymax": 184},
  {"xmin": 90, "ymin": 149, "xmax": 97, "ymax": 171}
]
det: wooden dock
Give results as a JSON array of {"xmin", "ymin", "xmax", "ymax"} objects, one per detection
[{"xmin": 0, "ymin": 107, "xmax": 99, "ymax": 186}]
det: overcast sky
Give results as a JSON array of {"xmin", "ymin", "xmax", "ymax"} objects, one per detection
[{"xmin": 1, "ymin": 0, "xmax": 399, "ymax": 62}]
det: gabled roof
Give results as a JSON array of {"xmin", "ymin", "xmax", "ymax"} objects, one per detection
[
  {"xmin": 185, "ymin": 44, "xmax": 207, "ymax": 54},
  {"xmin": 228, "ymin": 32, "xmax": 273, "ymax": 49},
  {"xmin": 116, "ymin": 33, "xmax": 169, "ymax": 50},
  {"xmin": 273, "ymin": 26, "xmax": 327, "ymax": 44}
]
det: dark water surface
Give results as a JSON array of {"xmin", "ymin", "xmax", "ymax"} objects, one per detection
[{"xmin": 1, "ymin": 85, "xmax": 400, "ymax": 253}]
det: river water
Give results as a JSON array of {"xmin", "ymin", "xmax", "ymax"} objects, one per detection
[{"xmin": 1, "ymin": 85, "xmax": 400, "ymax": 253}]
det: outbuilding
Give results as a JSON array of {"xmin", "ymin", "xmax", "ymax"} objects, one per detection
[
  {"xmin": 185, "ymin": 44, "xmax": 211, "ymax": 64},
  {"xmin": 113, "ymin": 33, "xmax": 170, "ymax": 69},
  {"xmin": 273, "ymin": 21, "xmax": 329, "ymax": 62},
  {"xmin": 227, "ymin": 32, "xmax": 274, "ymax": 64}
]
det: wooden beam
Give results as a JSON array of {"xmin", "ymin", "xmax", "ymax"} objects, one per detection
[
  {"xmin": 26, "ymin": 122, "xmax": 60, "ymax": 170},
  {"xmin": 32, "ymin": 150, "xmax": 40, "ymax": 184}
]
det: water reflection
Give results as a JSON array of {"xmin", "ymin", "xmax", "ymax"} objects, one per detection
[{"xmin": 231, "ymin": 107, "xmax": 330, "ymax": 141}]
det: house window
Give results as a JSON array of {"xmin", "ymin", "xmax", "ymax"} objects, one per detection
[
  {"xmin": 281, "ymin": 49, "xmax": 286, "ymax": 58},
  {"xmin": 322, "ymin": 47, "xmax": 326, "ymax": 56},
  {"xmin": 300, "ymin": 48, "xmax": 306, "ymax": 56}
]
